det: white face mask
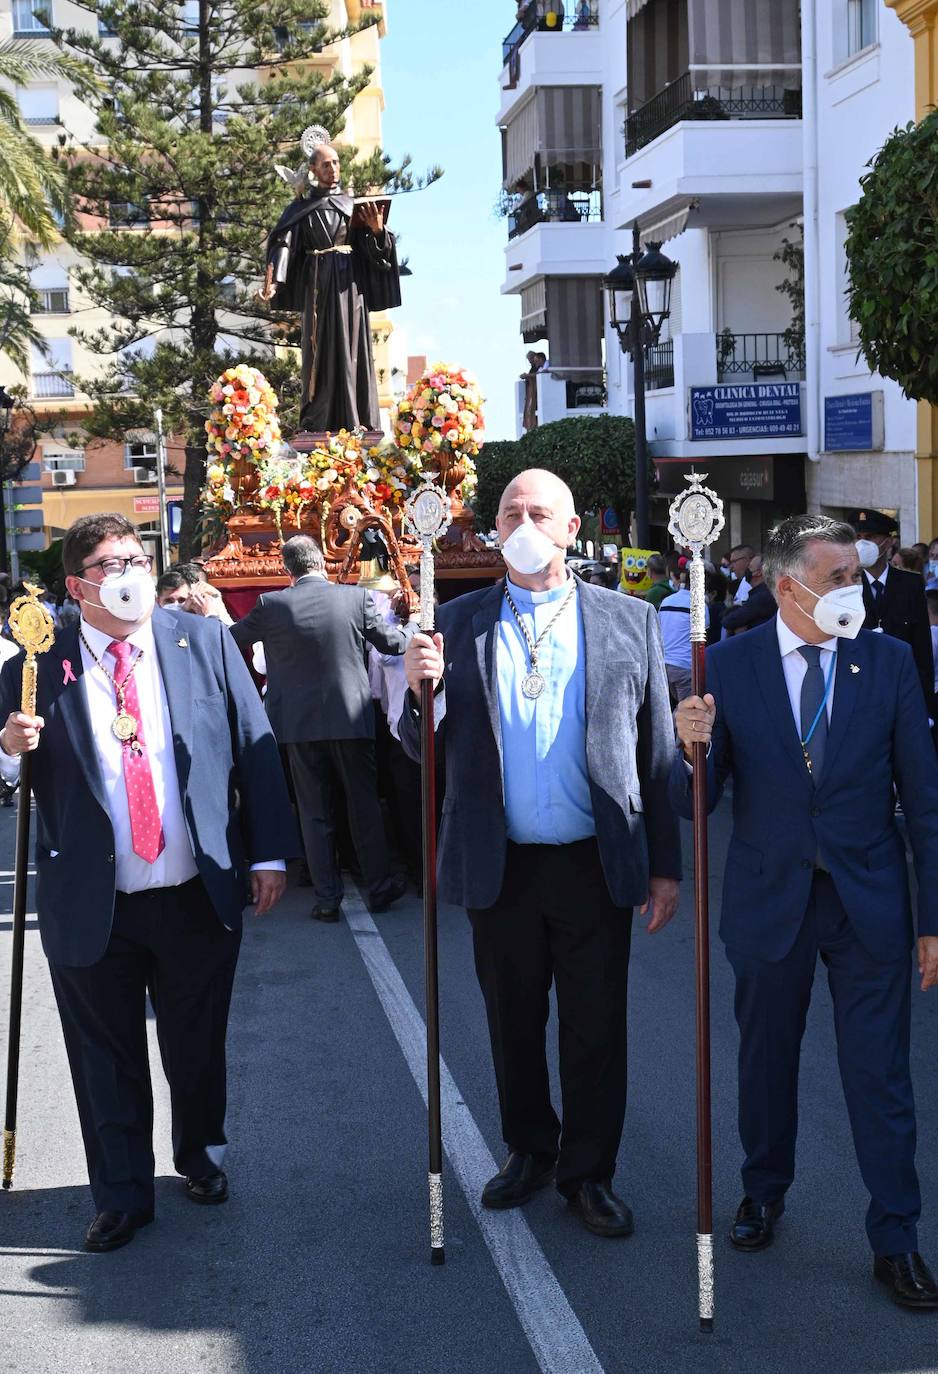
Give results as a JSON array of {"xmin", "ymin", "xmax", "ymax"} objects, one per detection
[
  {"xmin": 81, "ymin": 567, "xmax": 156, "ymax": 624},
  {"xmin": 500, "ymin": 521, "xmax": 563, "ymax": 576},
  {"xmin": 855, "ymin": 539, "xmax": 881, "ymax": 569},
  {"xmin": 791, "ymin": 577, "xmax": 865, "ymax": 640}
]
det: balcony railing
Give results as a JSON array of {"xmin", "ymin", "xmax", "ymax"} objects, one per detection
[
  {"xmin": 503, "ymin": 1, "xmax": 599, "ymax": 83},
  {"xmin": 625, "ymin": 71, "xmax": 802, "ymax": 157},
  {"xmin": 32, "ymin": 371, "xmax": 75, "ymax": 398},
  {"xmin": 644, "ymin": 339, "xmax": 674, "ymax": 391},
  {"xmin": 507, "ymin": 185, "xmax": 601, "ymax": 239},
  {"xmin": 565, "ymin": 373, "xmax": 606, "ymax": 409},
  {"xmin": 716, "ymin": 331, "xmax": 805, "ymax": 382}
]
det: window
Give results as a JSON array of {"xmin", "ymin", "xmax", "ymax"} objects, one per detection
[
  {"xmin": 835, "ymin": 210, "xmax": 861, "ymax": 345},
  {"xmin": 30, "ymin": 339, "xmax": 73, "ymax": 397},
  {"xmin": 43, "ymin": 449, "xmax": 85, "ymax": 473},
  {"xmin": 124, "ymin": 438, "xmax": 157, "ymax": 471},
  {"xmin": 109, "ymin": 199, "xmax": 150, "ymax": 226},
  {"xmin": 835, "ymin": 0, "xmax": 877, "ymax": 63},
  {"xmin": 16, "ymin": 85, "xmax": 59, "ymax": 125},
  {"xmin": 182, "ymin": 0, "xmax": 199, "ymax": 31},
  {"xmin": 12, "ymin": 1, "xmax": 50, "ymax": 35},
  {"xmin": 34, "ymin": 286, "xmax": 70, "ymax": 313}
]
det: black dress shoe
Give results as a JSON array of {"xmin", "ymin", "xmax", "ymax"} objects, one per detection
[
  {"xmin": 729, "ymin": 1195, "xmax": 784, "ymax": 1251},
  {"xmin": 874, "ymin": 1252, "xmax": 938, "ymax": 1309},
  {"xmin": 310, "ymin": 904, "xmax": 341, "ymax": 923},
  {"xmin": 185, "ymin": 1169, "xmax": 229, "ymax": 1205},
  {"xmin": 481, "ymin": 1152, "xmax": 556, "ymax": 1210},
  {"xmin": 370, "ymin": 874, "xmax": 408, "ymax": 914},
  {"xmin": 567, "ymin": 1180, "xmax": 634, "ymax": 1238},
  {"xmin": 85, "ymin": 1208, "xmax": 153, "ymax": 1253}
]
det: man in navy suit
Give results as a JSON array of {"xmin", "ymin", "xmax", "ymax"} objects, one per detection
[
  {"xmin": 672, "ymin": 514, "xmax": 938, "ymax": 1308},
  {"xmin": 0, "ymin": 514, "xmax": 298, "ymax": 1253}
]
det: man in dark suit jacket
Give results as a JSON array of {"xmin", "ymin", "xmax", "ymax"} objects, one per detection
[
  {"xmin": 0, "ymin": 514, "xmax": 298, "ymax": 1253},
  {"xmin": 230, "ymin": 535, "xmax": 409, "ymax": 921},
  {"xmin": 402, "ymin": 469, "xmax": 681, "ymax": 1238},
  {"xmin": 853, "ymin": 508, "xmax": 934, "ymax": 713},
  {"xmin": 672, "ymin": 514, "xmax": 938, "ymax": 1309}
]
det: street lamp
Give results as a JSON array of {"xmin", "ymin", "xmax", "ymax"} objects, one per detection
[{"xmin": 603, "ymin": 229, "xmax": 677, "ymax": 546}]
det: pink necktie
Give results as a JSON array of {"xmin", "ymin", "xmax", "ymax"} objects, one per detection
[{"xmin": 108, "ymin": 640, "xmax": 165, "ymax": 864}]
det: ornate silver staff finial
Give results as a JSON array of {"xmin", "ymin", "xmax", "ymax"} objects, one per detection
[
  {"xmin": 404, "ymin": 476, "xmax": 452, "ymax": 632},
  {"xmin": 667, "ymin": 471, "xmax": 725, "ymax": 644}
]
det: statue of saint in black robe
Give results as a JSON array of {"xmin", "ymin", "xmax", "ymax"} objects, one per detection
[{"xmin": 265, "ymin": 188, "xmax": 401, "ymax": 433}]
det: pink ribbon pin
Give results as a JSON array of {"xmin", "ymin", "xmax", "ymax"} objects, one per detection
[{"xmin": 62, "ymin": 660, "xmax": 77, "ymax": 686}]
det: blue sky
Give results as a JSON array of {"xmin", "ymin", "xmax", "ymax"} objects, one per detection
[{"xmin": 379, "ymin": 1, "xmax": 521, "ymax": 440}]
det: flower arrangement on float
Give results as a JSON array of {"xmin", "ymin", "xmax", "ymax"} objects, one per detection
[
  {"xmin": 203, "ymin": 364, "xmax": 282, "ymax": 516},
  {"xmin": 391, "ymin": 361, "xmax": 484, "ymax": 502}
]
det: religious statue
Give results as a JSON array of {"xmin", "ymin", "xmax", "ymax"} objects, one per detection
[{"xmin": 260, "ymin": 126, "xmax": 402, "ymax": 435}]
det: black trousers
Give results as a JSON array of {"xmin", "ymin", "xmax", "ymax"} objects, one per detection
[
  {"xmin": 468, "ymin": 838, "xmax": 633, "ymax": 1197},
  {"xmin": 287, "ymin": 738, "xmax": 391, "ymax": 908},
  {"xmin": 728, "ymin": 871, "xmax": 919, "ymax": 1256},
  {"xmin": 49, "ymin": 878, "xmax": 241, "ymax": 1216}
]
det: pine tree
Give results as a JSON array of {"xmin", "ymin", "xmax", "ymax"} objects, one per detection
[{"xmin": 56, "ymin": 1, "xmax": 409, "ymax": 556}]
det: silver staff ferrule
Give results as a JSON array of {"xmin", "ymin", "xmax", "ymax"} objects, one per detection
[{"xmin": 697, "ymin": 1231, "xmax": 714, "ymax": 1326}]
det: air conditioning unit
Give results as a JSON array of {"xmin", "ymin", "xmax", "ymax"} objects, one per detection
[
  {"xmin": 51, "ymin": 469, "xmax": 76, "ymax": 487},
  {"xmin": 133, "ymin": 465, "xmax": 155, "ymax": 484}
]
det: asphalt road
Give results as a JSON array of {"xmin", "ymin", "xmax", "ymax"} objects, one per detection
[{"xmin": 1, "ymin": 795, "xmax": 937, "ymax": 1374}]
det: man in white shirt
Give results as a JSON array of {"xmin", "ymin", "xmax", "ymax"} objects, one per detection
[
  {"xmin": 658, "ymin": 580, "xmax": 710, "ymax": 701},
  {"xmin": 0, "ymin": 514, "xmax": 297, "ymax": 1253}
]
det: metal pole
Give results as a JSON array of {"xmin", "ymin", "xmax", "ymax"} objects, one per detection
[
  {"xmin": 631, "ymin": 222, "xmax": 649, "ymax": 548},
  {"xmin": 5, "ymin": 483, "xmax": 19, "ymax": 584},
  {"xmin": 154, "ymin": 407, "xmax": 170, "ymax": 573}
]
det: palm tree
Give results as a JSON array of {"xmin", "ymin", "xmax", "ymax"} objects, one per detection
[{"xmin": 0, "ymin": 37, "xmax": 97, "ymax": 371}]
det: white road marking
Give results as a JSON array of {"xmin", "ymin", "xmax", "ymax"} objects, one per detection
[{"xmin": 345, "ymin": 896, "xmax": 604, "ymax": 1374}]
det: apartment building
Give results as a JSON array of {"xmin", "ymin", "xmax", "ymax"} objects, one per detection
[
  {"xmin": 0, "ymin": 0, "xmax": 390, "ymax": 548},
  {"xmin": 498, "ymin": 0, "xmax": 921, "ymax": 550}
]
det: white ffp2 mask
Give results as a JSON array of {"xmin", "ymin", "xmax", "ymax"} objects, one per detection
[
  {"xmin": 500, "ymin": 521, "xmax": 562, "ymax": 576},
  {"xmin": 792, "ymin": 578, "xmax": 865, "ymax": 640}
]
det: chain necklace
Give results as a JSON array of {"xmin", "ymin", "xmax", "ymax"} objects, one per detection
[
  {"xmin": 503, "ymin": 578, "xmax": 577, "ymax": 700},
  {"xmin": 79, "ymin": 629, "xmax": 143, "ymax": 749}
]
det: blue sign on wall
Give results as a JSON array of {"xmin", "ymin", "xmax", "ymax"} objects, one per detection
[
  {"xmin": 690, "ymin": 383, "xmax": 803, "ymax": 440},
  {"xmin": 824, "ymin": 392, "xmax": 884, "ymax": 452}
]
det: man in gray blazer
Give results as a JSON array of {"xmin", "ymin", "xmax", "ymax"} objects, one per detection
[
  {"xmin": 402, "ymin": 469, "xmax": 681, "ymax": 1237},
  {"xmin": 231, "ymin": 535, "xmax": 409, "ymax": 920}
]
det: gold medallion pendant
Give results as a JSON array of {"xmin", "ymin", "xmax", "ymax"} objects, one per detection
[{"xmin": 112, "ymin": 711, "xmax": 138, "ymax": 743}]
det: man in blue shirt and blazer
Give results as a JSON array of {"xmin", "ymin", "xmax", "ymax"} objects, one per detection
[
  {"xmin": 0, "ymin": 514, "xmax": 298, "ymax": 1253},
  {"xmin": 672, "ymin": 514, "xmax": 938, "ymax": 1309},
  {"xmin": 402, "ymin": 469, "xmax": 681, "ymax": 1238}
]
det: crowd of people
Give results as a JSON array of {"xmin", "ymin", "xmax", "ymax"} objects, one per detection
[{"xmin": 0, "ymin": 483, "xmax": 937, "ymax": 1317}]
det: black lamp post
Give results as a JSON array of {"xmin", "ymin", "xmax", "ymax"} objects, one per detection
[
  {"xmin": 0, "ymin": 387, "xmax": 14, "ymax": 576},
  {"xmin": 603, "ymin": 227, "xmax": 677, "ymax": 547}
]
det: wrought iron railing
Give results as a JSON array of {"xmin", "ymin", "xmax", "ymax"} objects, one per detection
[
  {"xmin": 507, "ymin": 185, "xmax": 602, "ymax": 239},
  {"xmin": 715, "ymin": 331, "xmax": 805, "ymax": 382},
  {"xmin": 625, "ymin": 71, "xmax": 801, "ymax": 157},
  {"xmin": 31, "ymin": 371, "xmax": 75, "ymax": 398},
  {"xmin": 565, "ymin": 374, "xmax": 606, "ymax": 409},
  {"xmin": 503, "ymin": 2, "xmax": 599, "ymax": 81},
  {"xmin": 644, "ymin": 339, "xmax": 674, "ymax": 391}
]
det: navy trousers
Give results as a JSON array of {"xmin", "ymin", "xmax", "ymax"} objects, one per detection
[
  {"xmin": 49, "ymin": 878, "xmax": 241, "ymax": 1216},
  {"xmin": 727, "ymin": 870, "xmax": 920, "ymax": 1256}
]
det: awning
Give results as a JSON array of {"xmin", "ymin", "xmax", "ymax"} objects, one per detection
[
  {"xmin": 546, "ymin": 277, "xmax": 604, "ymax": 375},
  {"xmin": 640, "ymin": 200, "xmax": 697, "ymax": 247},
  {"xmin": 626, "ymin": 0, "xmax": 652, "ymax": 16},
  {"xmin": 520, "ymin": 279, "xmax": 547, "ymax": 341},
  {"xmin": 688, "ymin": 0, "xmax": 801, "ymax": 89},
  {"xmin": 503, "ymin": 86, "xmax": 602, "ymax": 187}
]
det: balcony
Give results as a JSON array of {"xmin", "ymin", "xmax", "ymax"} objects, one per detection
[
  {"xmin": 507, "ymin": 185, "xmax": 601, "ymax": 239},
  {"xmin": 716, "ymin": 331, "xmax": 805, "ymax": 383},
  {"xmin": 625, "ymin": 72, "xmax": 801, "ymax": 159},
  {"xmin": 515, "ymin": 366, "xmax": 606, "ymax": 435},
  {"xmin": 32, "ymin": 371, "xmax": 75, "ymax": 399},
  {"xmin": 644, "ymin": 340, "xmax": 674, "ymax": 392},
  {"xmin": 503, "ymin": 2, "xmax": 599, "ymax": 84}
]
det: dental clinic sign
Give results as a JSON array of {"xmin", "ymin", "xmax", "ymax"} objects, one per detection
[{"xmin": 689, "ymin": 383, "xmax": 803, "ymax": 440}]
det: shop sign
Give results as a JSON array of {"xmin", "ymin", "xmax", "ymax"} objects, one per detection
[
  {"xmin": 689, "ymin": 384, "xmax": 803, "ymax": 440},
  {"xmin": 824, "ymin": 392, "xmax": 884, "ymax": 452}
]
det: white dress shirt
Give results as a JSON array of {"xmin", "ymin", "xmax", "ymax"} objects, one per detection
[
  {"xmin": 775, "ymin": 615, "xmax": 838, "ymax": 734},
  {"xmin": 79, "ymin": 617, "xmax": 200, "ymax": 893}
]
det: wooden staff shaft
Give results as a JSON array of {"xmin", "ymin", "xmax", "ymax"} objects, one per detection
[
  {"xmin": 691, "ymin": 628, "xmax": 713, "ymax": 1331},
  {"xmin": 3, "ymin": 743, "xmax": 34, "ymax": 1189},
  {"xmin": 420, "ymin": 599, "xmax": 444, "ymax": 1265}
]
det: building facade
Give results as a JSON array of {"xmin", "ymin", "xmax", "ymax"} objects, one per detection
[
  {"xmin": 498, "ymin": 0, "xmax": 923, "ymax": 550},
  {"xmin": 0, "ymin": 0, "xmax": 390, "ymax": 551}
]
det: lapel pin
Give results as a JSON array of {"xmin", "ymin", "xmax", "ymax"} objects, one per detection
[
  {"xmin": 62, "ymin": 659, "xmax": 77, "ymax": 686},
  {"xmin": 177, "ymin": 637, "xmax": 188, "ymax": 648},
  {"xmin": 850, "ymin": 663, "xmax": 860, "ymax": 674}
]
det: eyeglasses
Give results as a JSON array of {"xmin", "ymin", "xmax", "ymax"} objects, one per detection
[{"xmin": 80, "ymin": 554, "xmax": 153, "ymax": 578}]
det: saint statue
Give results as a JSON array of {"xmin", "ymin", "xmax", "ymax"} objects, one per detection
[{"xmin": 260, "ymin": 127, "xmax": 402, "ymax": 435}]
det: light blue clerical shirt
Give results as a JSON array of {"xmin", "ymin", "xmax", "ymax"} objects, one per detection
[{"xmin": 497, "ymin": 575, "xmax": 595, "ymax": 845}]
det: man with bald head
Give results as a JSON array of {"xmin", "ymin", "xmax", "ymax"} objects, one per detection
[{"xmin": 402, "ymin": 469, "xmax": 680, "ymax": 1237}]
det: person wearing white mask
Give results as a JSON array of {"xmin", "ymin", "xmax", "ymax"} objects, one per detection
[
  {"xmin": 402, "ymin": 469, "xmax": 681, "ymax": 1238},
  {"xmin": 672, "ymin": 514, "xmax": 938, "ymax": 1308},
  {"xmin": 0, "ymin": 513, "xmax": 297, "ymax": 1253},
  {"xmin": 853, "ymin": 508, "xmax": 934, "ymax": 716}
]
